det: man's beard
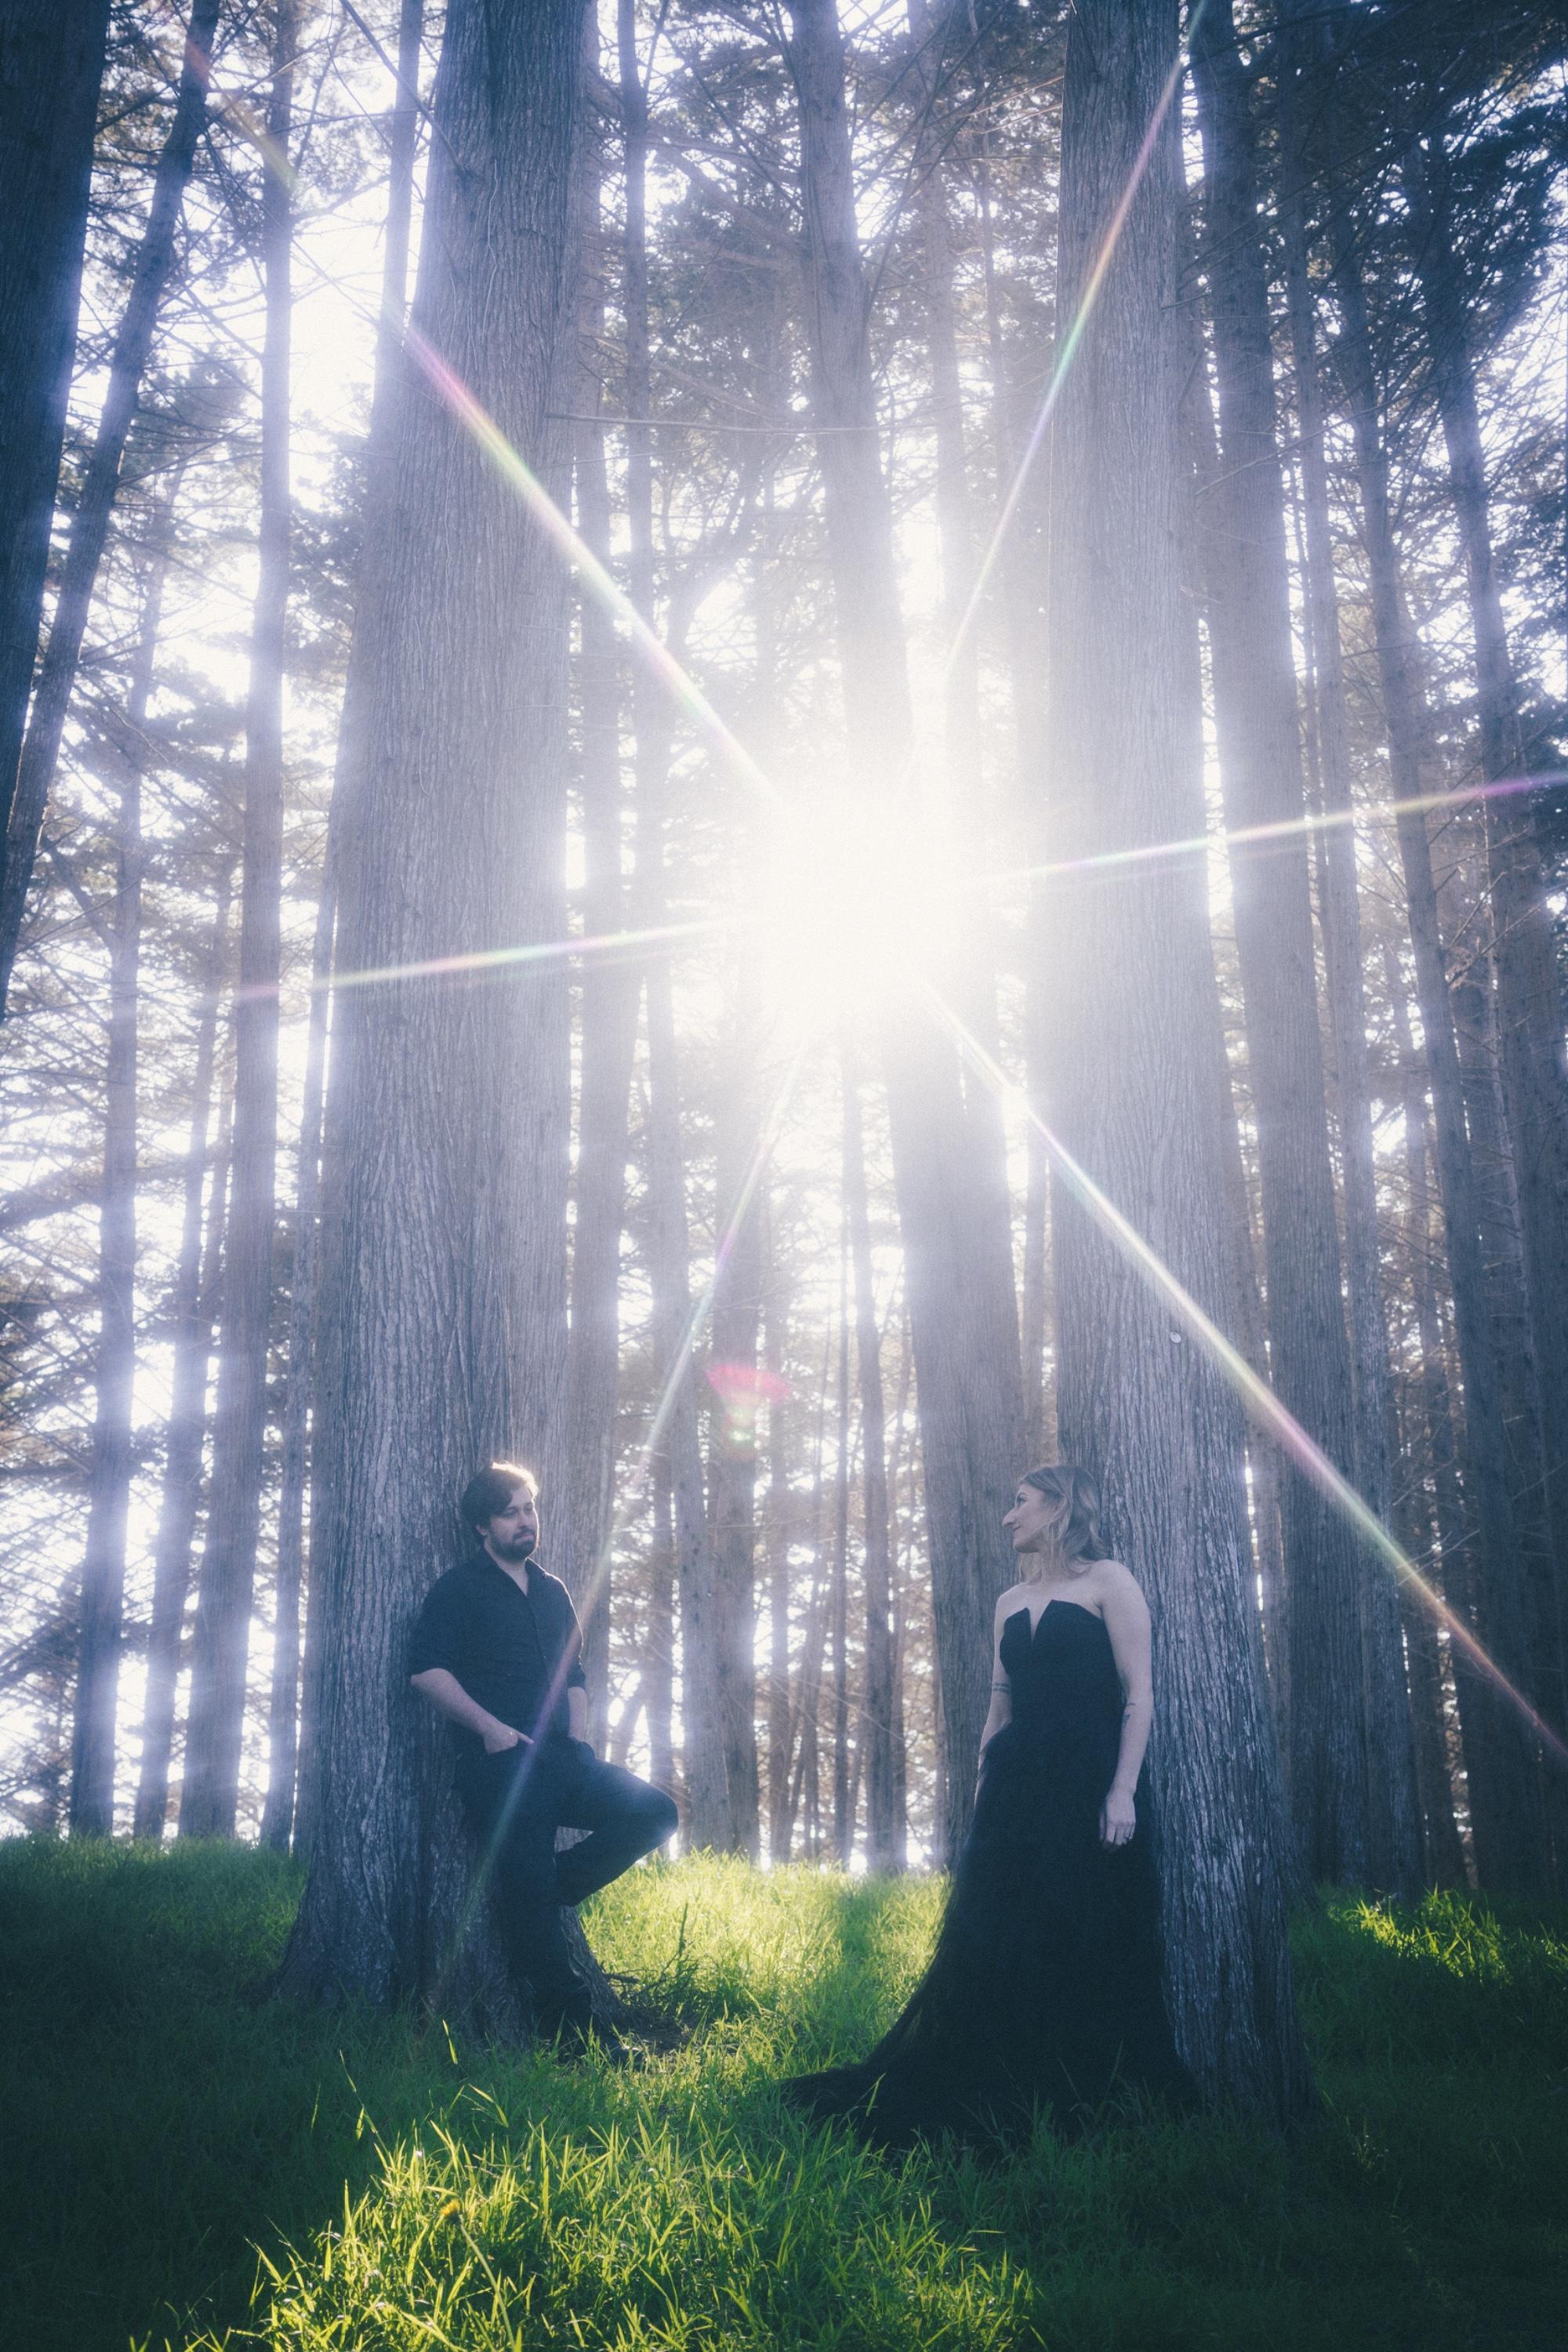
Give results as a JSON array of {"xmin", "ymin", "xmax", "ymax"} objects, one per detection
[{"xmin": 493, "ymin": 1531, "xmax": 536, "ymax": 1561}]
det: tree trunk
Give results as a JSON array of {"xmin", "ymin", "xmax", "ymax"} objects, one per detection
[
  {"xmin": 1274, "ymin": 30, "xmax": 1420, "ymax": 1890},
  {"xmin": 0, "ymin": 0, "xmax": 110, "ymax": 872},
  {"xmin": 706, "ymin": 987, "xmax": 764, "ymax": 1858},
  {"xmin": 1386, "ymin": 944, "xmax": 1470, "ymax": 1884},
  {"xmin": 830, "ymin": 1232, "xmax": 852, "ymax": 1866},
  {"xmin": 0, "ymin": 0, "xmax": 220, "ymax": 1014},
  {"xmin": 764, "ymin": 1242, "xmax": 795, "ymax": 1864},
  {"xmin": 258, "ymin": 860, "xmax": 334, "ymax": 1853},
  {"xmin": 182, "ymin": 0, "xmax": 297, "ymax": 1838},
  {"xmin": 844, "ymin": 1044, "xmax": 895, "ymax": 1868},
  {"xmin": 565, "ymin": 42, "xmax": 637, "ymax": 1744},
  {"xmin": 68, "ymin": 516, "xmax": 169, "ymax": 1833},
  {"xmin": 1217, "ymin": 1044, "xmax": 1288, "ymax": 1733},
  {"xmin": 1329, "ymin": 207, "xmax": 1547, "ymax": 1894},
  {"xmin": 615, "ymin": 0, "xmax": 724, "ymax": 1849},
  {"xmin": 1403, "ymin": 130, "xmax": 1568, "ymax": 1781},
  {"xmin": 376, "ymin": 0, "xmax": 425, "ymax": 379},
  {"xmin": 907, "ymin": 0, "xmax": 1018, "ymax": 1382},
  {"xmin": 975, "ymin": 141, "xmax": 1055, "ymax": 1471},
  {"xmin": 135, "ymin": 881, "xmax": 231, "ymax": 1838},
  {"xmin": 1189, "ymin": 0, "xmax": 1369, "ymax": 1886},
  {"xmin": 278, "ymin": 0, "xmax": 590, "ymax": 2024},
  {"xmin": 784, "ymin": 0, "xmax": 1025, "ymax": 1857},
  {"xmin": 648, "ymin": 1449, "xmax": 676, "ymax": 1809},
  {"xmin": 1044, "ymin": 0, "xmax": 1310, "ymax": 2121},
  {"xmin": 291, "ymin": 0, "xmax": 424, "ymax": 1869}
]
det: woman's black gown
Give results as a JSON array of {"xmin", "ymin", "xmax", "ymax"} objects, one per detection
[{"xmin": 786, "ymin": 1599, "xmax": 1192, "ymax": 2146}]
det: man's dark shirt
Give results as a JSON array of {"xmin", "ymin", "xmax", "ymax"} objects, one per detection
[{"xmin": 408, "ymin": 1551, "xmax": 586, "ymax": 1754}]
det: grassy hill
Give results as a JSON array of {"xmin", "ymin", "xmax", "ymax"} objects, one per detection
[{"xmin": 1, "ymin": 1840, "xmax": 1564, "ymax": 2350}]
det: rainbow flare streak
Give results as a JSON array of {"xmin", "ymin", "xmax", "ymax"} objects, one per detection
[{"xmin": 923, "ymin": 983, "xmax": 1568, "ymax": 1774}]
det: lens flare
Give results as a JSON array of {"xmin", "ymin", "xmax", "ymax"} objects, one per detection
[
  {"xmin": 707, "ymin": 1361, "xmax": 793, "ymax": 1455},
  {"xmin": 402, "ymin": 325, "xmax": 777, "ymax": 811},
  {"xmin": 922, "ymin": 984, "xmax": 1568, "ymax": 1773},
  {"xmin": 1003, "ymin": 771, "xmax": 1568, "ymax": 895},
  {"xmin": 440, "ymin": 1043, "xmax": 806, "ymax": 1980},
  {"xmin": 940, "ymin": 14, "xmax": 1196, "ymax": 695}
]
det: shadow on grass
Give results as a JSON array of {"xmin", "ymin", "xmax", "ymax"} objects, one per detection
[
  {"xmin": 0, "ymin": 1838, "xmax": 543, "ymax": 2352},
  {"xmin": 4, "ymin": 1847, "xmax": 1565, "ymax": 2352}
]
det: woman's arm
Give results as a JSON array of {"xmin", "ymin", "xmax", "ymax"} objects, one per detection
[
  {"xmin": 1098, "ymin": 1566, "xmax": 1153, "ymax": 1847},
  {"xmin": 975, "ymin": 1597, "xmax": 1014, "ymax": 1789}
]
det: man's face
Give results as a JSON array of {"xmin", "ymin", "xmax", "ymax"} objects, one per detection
[{"xmin": 481, "ymin": 1486, "xmax": 539, "ymax": 1566}]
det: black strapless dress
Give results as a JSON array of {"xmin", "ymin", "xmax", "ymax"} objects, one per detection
[{"xmin": 786, "ymin": 1599, "xmax": 1192, "ymax": 2146}]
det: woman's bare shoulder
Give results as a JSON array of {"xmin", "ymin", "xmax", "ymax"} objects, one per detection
[
  {"xmin": 1079, "ymin": 1555, "xmax": 1143, "ymax": 1599},
  {"xmin": 994, "ymin": 1580, "xmax": 1032, "ymax": 1621}
]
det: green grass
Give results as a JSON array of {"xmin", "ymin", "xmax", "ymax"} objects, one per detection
[{"xmin": 2, "ymin": 1842, "xmax": 1565, "ymax": 2350}]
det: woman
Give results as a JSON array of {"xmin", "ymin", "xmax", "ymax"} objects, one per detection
[{"xmin": 786, "ymin": 1465, "xmax": 1192, "ymax": 2146}]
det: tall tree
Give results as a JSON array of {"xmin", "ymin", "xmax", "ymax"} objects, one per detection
[
  {"xmin": 0, "ymin": 0, "xmax": 111, "ymax": 874},
  {"xmin": 783, "ymin": 0, "xmax": 1026, "ymax": 1857},
  {"xmin": 564, "ymin": 122, "xmax": 637, "ymax": 1742},
  {"xmin": 278, "ymin": 0, "xmax": 590, "ymax": 2016},
  {"xmin": 1189, "ymin": 0, "xmax": 1371, "ymax": 1886},
  {"xmin": 1274, "ymin": 1, "xmax": 1421, "ymax": 1889},
  {"xmin": 67, "ymin": 488, "xmax": 174, "ymax": 1834},
  {"xmin": 616, "ymin": 0, "xmax": 725, "ymax": 1848},
  {"xmin": 1327, "ymin": 198, "xmax": 1547, "ymax": 1893},
  {"xmin": 844, "ymin": 1044, "xmax": 895, "ymax": 1868},
  {"xmin": 134, "ymin": 878, "xmax": 231, "ymax": 1839},
  {"xmin": 182, "ymin": 0, "xmax": 298, "ymax": 1838},
  {"xmin": 0, "ymin": 0, "xmax": 220, "ymax": 1014},
  {"xmin": 707, "ymin": 999, "xmax": 764, "ymax": 1859},
  {"xmin": 291, "ymin": 0, "xmax": 426, "ymax": 1861},
  {"xmin": 1044, "ymin": 0, "xmax": 1310, "ymax": 2118},
  {"xmin": 1403, "ymin": 127, "xmax": 1568, "ymax": 1768}
]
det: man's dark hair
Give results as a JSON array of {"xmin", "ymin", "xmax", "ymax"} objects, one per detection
[{"xmin": 459, "ymin": 1461, "xmax": 539, "ymax": 1532}]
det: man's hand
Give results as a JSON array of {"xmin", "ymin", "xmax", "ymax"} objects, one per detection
[{"xmin": 482, "ymin": 1724, "xmax": 528, "ymax": 1755}]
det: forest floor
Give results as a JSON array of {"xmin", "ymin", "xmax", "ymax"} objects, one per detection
[{"xmin": 2, "ymin": 1842, "xmax": 1564, "ymax": 2351}]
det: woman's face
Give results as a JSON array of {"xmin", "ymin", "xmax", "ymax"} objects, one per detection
[{"xmin": 1003, "ymin": 1482, "xmax": 1054, "ymax": 1555}]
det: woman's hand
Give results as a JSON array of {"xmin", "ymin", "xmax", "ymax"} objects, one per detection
[
  {"xmin": 1100, "ymin": 1784, "xmax": 1136, "ymax": 1848},
  {"xmin": 483, "ymin": 1723, "xmax": 528, "ymax": 1755}
]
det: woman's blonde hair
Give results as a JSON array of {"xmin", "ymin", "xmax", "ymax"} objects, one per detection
[{"xmin": 1021, "ymin": 1464, "xmax": 1105, "ymax": 1567}]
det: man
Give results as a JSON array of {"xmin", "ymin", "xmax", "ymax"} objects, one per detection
[{"xmin": 409, "ymin": 1461, "xmax": 677, "ymax": 2049}]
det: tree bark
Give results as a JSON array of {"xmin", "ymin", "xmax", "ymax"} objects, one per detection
[
  {"xmin": 616, "ymin": 0, "xmax": 724, "ymax": 1849},
  {"xmin": 707, "ymin": 1000, "xmax": 764, "ymax": 1859},
  {"xmin": 0, "ymin": 0, "xmax": 220, "ymax": 1014},
  {"xmin": 830, "ymin": 1228, "xmax": 852, "ymax": 1867},
  {"xmin": 1274, "ymin": 22, "xmax": 1420, "ymax": 1891},
  {"xmin": 1329, "ymin": 207, "xmax": 1547, "ymax": 1894},
  {"xmin": 0, "ymin": 0, "xmax": 110, "ymax": 873},
  {"xmin": 1044, "ymin": 0, "xmax": 1310, "ymax": 2121},
  {"xmin": 182, "ymin": 0, "xmax": 297, "ymax": 1838},
  {"xmin": 291, "ymin": 0, "xmax": 424, "ymax": 1868},
  {"xmin": 647, "ymin": 1449, "xmax": 676, "ymax": 1811},
  {"xmin": 1403, "ymin": 129, "xmax": 1568, "ymax": 1779},
  {"xmin": 784, "ymin": 0, "xmax": 1025, "ymax": 1858},
  {"xmin": 1189, "ymin": 0, "xmax": 1369, "ymax": 1886},
  {"xmin": 764, "ymin": 1236, "xmax": 795, "ymax": 1864},
  {"xmin": 844, "ymin": 1043, "xmax": 895, "ymax": 1868},
  {"xmin": 259, "ymin": 859, "xmax": 334, "ymax": 1853},
  {"xmin": 1387, "ymin": 965, "xmax": 1469, "ymax": 1887},
  {"xmin": 68, "ymin": 499, "xmax": 172, "ymax": 1833},
  {"xmin": 135, "ymin": 880, "xmax": 232, "ymax": 1838},
  {"xmin": 565, "ymin": 27, "xmax": 637, "ymax": 1744},
  {"xmin": 278, "ymin": 0, "xmax": 591, "ymax": 2024}
]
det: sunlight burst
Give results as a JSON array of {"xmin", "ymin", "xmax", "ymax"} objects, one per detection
[{"xmin": 752, "ymin": 788, "xmax": 956, "ymax": 1035}]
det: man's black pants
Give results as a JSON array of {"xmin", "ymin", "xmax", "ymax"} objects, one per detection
[{"xmin": 456, "ymin": 1737, "xmax": 677, "ymax": 2030}]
